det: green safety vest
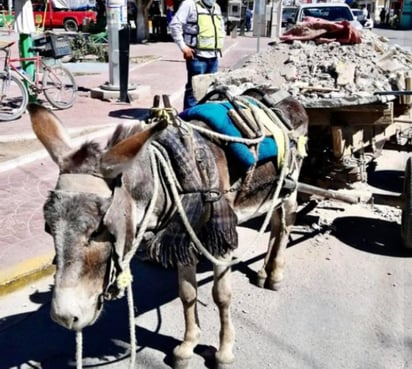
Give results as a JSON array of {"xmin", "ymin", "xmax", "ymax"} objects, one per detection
[{"xmin": 183, "ymin": 1, "xmax": 224, "ymax": 52}]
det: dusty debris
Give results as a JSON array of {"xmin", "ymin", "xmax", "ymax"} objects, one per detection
[{"xmin": 199, "ymin": 30, "xmax": 412, "ymax": 109}]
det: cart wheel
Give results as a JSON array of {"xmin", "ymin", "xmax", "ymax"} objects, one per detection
[{"xmin": 401, "ymin": 157, "xmax": 412, "ymax": 248}]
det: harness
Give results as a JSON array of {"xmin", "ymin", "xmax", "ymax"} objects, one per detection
[{"xmin": 142, "ymin": 90, "xmax": 306, "ymax": 269}]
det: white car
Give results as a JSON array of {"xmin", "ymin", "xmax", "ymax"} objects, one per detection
[
  {"xmin": 351, "ymin": 8, "xmax": 374, "ymax": 29},
  {"xmin": 292, "ymin": 3, "xmax": 364, "ymax": 30}
]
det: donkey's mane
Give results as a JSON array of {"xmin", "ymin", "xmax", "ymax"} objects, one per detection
[
  {"xmin": 61, "ymin": 124, "xmax": 149, "ymax": 174},
  {"xmin": 63, "ymin": 141, "xmax": 102, "ymax": 173}
]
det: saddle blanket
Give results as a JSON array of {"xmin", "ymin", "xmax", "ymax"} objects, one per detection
[{"xmin": 179, "ymin": 101, "xmax": 279, "ymax": 170}]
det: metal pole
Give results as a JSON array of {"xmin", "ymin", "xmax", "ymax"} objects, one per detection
[
  {"xmin": 102, "ymin": 1, "xmax": 121, "ymax": 90},
  {"xmin": 254, "ymin": 0, "xmax": 265, "ymax": 52},
  {"xmin": 14, "ymin": 0, "xmax": 36, "ymax": 101},
  {"xmin": 118, "ymin": 24, "xmax": 132, "ymax": 102}
]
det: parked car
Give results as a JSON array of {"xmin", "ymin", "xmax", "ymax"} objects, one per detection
[
  {"xmin": 282, "ymin": 6, "xmax": 296, "ymax": 27},
  {"xmin": 351, "ymin": 8, "xmax": 374, "ymax": 29},
  {"xmin": 291, "ymin": 3, "xmax": 363, "ymax": 30},
  {"xmin": 32, "ymin": 2, "xmax": 97, "ymax": 32}
]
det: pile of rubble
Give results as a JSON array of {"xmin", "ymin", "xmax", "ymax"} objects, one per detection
[{"xmin": 209, "ymin": 30, "xmax": 412, "ymax": 108}]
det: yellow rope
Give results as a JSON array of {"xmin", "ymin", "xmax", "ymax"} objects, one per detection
[{"xmin": 117, "ymin": 269, "xmax": 133, "ymax": 290}]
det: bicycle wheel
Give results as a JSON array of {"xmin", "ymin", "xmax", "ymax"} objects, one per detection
[
  {"xmin": 42, "ymin": 65, "xmax": 77, "ymax": 109},
  {"xmin": 0, "ymin": 72, "xmax": 28, "ymax": 122}
]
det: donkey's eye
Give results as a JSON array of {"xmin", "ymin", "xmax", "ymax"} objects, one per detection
[
  {"xmin": 44, "ymin": 222, "xmax": 51, "ymax": 234},
  {"xmin": 90, "ymin": 230, "xmax": 100, "ymax": 240},
  {"xmin": 88, "ymin": 219, "xmax": 106, "ymax": 243}
]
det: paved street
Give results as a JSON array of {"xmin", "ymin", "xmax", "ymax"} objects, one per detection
[
  {"xmin": 1, "ymin": 166, "xmax": 411, "ymax": 369},
  {"xmin": 374, "ymin": 27, "xmax": 412, "ymax": 51}
]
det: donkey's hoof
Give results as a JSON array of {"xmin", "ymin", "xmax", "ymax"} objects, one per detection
[
  {"xmin": 256, "ymin": 276, "xmax": 266, "ymax": 288},
  {"xmin": 215, "ymin": 350, "xmax": 234, "ymax": 369},
  {"xmin": 266, "ymin": 279, "xmax": 282, "ymax": 291},
  {"xmin": 174, "ymin": 357, "xmax": 191, "ymax": 369},
  {"xmin": 215, "ymin": 362, "xmax": 234, "ymax": 369}
]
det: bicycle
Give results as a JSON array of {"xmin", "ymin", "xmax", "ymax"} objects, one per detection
[{"xmin": 0, "ymin": 39, "xmax": 77, "ymax": 122}]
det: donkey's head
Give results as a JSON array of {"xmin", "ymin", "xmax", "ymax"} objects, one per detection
[{"xmin": 29, "ymin": 104, "xmax": 166, "ymax": 331}]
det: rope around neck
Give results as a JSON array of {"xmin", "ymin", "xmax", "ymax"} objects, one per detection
[{"xmin": 74, "ymin": 150, "xmax": 162, "ymax": 369}]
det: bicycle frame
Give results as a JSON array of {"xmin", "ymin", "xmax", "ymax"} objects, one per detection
[
  {"xmin": 0, "ymin": 40, "xmax": 77, "ymax": 117},
  {"xmin": 1, "ymin": 45, "xmax": 44, "ymax": 95},
  {"xmin": 10, "ymin": 56, "xmax": 43, "ymax": 94}
]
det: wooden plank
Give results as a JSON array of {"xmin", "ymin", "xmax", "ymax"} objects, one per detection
[
  {"xmin": 331, "ymin": 126, "xmax": 345, "ymax": 159},
  {"xmin": 403, "ymin": 77, "xmax": 412, "ymax": 105},
  {"xmin": 336, "ymin": 124, "xmax": 397, "ymax": 154},
  {"xmin": 307, "ymin": 102, "xmax": 393, "ymax": 126}
]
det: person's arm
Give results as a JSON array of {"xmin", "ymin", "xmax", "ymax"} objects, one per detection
[
  {"xmin": 220, "ymin": 9, "xmax": 225, "ymax": 40},
  {"xmin": 169, "ymin": 0, "xmax": 195, "ymax": 59}
]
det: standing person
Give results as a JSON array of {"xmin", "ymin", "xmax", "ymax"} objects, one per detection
[
  {"xmin": 127, "ymin": 1, "xmax": 137, "ymax": 26},
  {"xmin": 166, "ymin": 0, "xmax": 174, "ymax": 24},
  {"xmin": 246, "ymin": 8, "xmax": 253, "ymax": 32},
  {"xmin": 379, "ymin": 7, "xmax": 386, "ymax": 25},
  {"xmin": 169, "ymin": 0, "xmax": 225, "ymax": 109},
  {"xmin": 361, "ymin": 4, "xmax": 368, "ymax": 19},
  {"xmin": 245, "ymin": 7, "xmax": 252, "ymax": 32}
]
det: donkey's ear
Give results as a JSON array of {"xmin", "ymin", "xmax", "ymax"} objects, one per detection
[
  {"xmin": 100, "ymin": 120, "xmax": 167, "ymax": 178},
  {"xmin": 28, "ymin": 104, "xmax": 72, "ymax": 167}
]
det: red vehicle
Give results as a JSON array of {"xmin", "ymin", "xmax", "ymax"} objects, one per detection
[{"xmin": 32, "ymin": 2, "xmax": 97, "ymax": 32}]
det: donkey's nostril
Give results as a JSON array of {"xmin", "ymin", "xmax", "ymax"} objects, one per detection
[{"xmin": 51, "ymin": 310, "xmax": 78, "ymax": 330}]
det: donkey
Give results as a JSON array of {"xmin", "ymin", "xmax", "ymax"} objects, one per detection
[{"xmin": 28, "ymin": 91, "xmax": 308, "ymax": 369}]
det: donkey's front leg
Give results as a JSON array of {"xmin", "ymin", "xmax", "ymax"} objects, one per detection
[
  {"xmin": 174, "ymin": 262, "xmax": 201, "ymax": 369},
  {"xmin": 213, "ymin": 253, "xmax": 235, "ymax": 369}
]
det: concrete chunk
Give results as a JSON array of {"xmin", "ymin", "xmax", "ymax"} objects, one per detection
[{"xmin": 335, "ymin": 61, "xmax": 355, "ymax": 86}]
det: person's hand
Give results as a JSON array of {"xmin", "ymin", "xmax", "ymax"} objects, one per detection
[{"xmin": 182, "ymin": 46, "xmax": 194, "ymax": 60}]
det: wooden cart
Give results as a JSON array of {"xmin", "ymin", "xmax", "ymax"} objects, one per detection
[{"xmin": 301, "ymin": 91, "xmax": 412, "ymax": 248}]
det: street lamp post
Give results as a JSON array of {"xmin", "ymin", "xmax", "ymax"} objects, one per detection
[
  {"xmin": 101, "ymin": 0, "xmax": 134, "ymax": 101},
  {"xmin": 101, "ymin": 0, "xmax": 124, "ymax": 90}
]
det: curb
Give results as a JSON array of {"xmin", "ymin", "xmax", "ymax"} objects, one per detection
[
  {"xmin": 0, "ymin": 253, "xmax": 55, "ymax": 297},
  {"xmin": 0, "ymin": 122, "xmax": 139, "ymax": 173}
]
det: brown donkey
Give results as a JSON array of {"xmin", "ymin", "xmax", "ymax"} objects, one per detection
[{"xmin": 29, "ymin": 92, "xmax": 308, "ymax": 369}]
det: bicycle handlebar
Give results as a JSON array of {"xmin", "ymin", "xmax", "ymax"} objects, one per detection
[
  {"xmin": 28, "ymin": 46, "xmax": 47, "ymax": 53},
  {"xmin": 0, "ymin": 40, "xmax": 15, "ymax": 51}
]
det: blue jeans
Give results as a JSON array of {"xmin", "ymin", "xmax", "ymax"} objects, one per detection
[{"xmin": 184, "ymin": 55, "xmax": 218, "ymax": 110}]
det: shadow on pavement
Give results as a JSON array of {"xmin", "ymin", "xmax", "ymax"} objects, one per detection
[
  {"xmin": 367, "ymin": 169, "xmax": 404, "ymax": 193},
  {"xmin": 0, "ymin": 256, "xmax": 247, "ymax": 368},
  {"xmin": 0, "ymin": 260, "xmax": 178, "ymax": 368},
  {"xmin": 332, "ymin": 216, "xmax": 412, "ymax": 257},
  {"xmin": 109, "ymin": 108, "xmax": 151, "ymax": 121}
]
